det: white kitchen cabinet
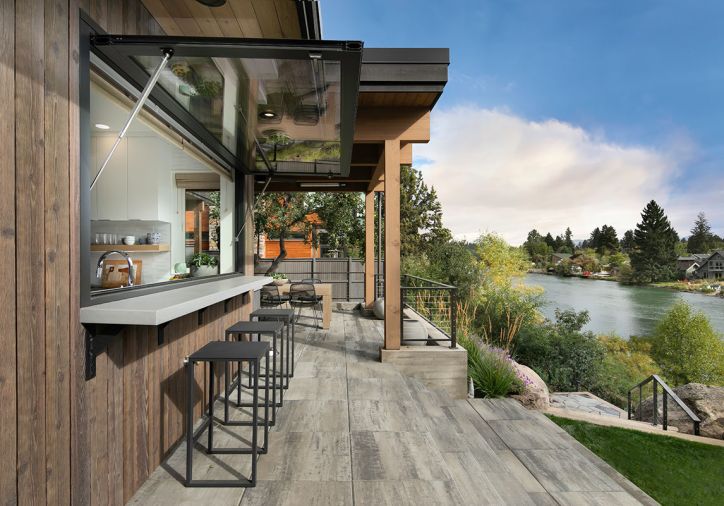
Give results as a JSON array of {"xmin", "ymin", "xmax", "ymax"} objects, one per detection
[
  {"xmin": 92, "ymin": 136, "xmax": 128, "ymax": 220},
  {"xmin": 127, "ymin": 136, "xmax": 165, "ymax": 220}
]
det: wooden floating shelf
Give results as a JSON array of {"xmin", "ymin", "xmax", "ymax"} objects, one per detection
[{"xmin": 91, "ymin": 244, "xmax": 169, "ymax": 252}]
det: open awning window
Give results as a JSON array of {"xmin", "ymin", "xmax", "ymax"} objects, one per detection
[{"xmin": 91, "ymin": 35, "xmax": 362, "ymax": 178}]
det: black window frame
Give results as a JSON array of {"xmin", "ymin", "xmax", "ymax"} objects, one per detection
[{"xmin": 79, "ymin": 13, "xmax": 362, "ymax": 307}]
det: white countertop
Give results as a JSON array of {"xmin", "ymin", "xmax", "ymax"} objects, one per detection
[{"xmin": 80, "ymin": 275, "xmax": 271, "ymax": 326}]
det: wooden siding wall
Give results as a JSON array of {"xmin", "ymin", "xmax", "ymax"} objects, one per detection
[{"xmin": 0, "ymin": 1, "xmax": 253, "ymax": 504}]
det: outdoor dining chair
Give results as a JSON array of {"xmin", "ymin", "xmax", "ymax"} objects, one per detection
[
  {"xmin": 301, "ymin": 278, "xmax": 322, "ymax": 284},
  {"xmin": 288, "ymin": 282, "xmax": 322, "ymax": 329},
  {"xmin": 260, "ymin": 284, "xmax": 290, "ymax": 309}
]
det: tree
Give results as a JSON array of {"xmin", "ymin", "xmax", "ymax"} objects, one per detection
[
  {"xmin": 650, "ymin": 302, "xmax": 724, "ymax": 385},
  {"xmin": 523, "ymin": 229, "xmax": 552, "ymax": 266},
  {"xmin": 629, "ymin": 200, "xmax": 679, "ymax": 283},
  {"xmin": 476, "ymin": 233, "xmax": 529, "ymax": 287},
  {"xmin": 588, "ymin": 225, "xmax": 618, "ymax": 255},
  {"xmin": 400, "ymin": 165, "xmax": 451, "ymax": 258},
  {"xmin": 254, "ymin": 192, "xmax": 313, "ymax": 273},
  {"xmin": 687, "ymin": 212, "xmax": 715, "ymax": 254},
  {"xmin": 310, "ymin": 193, "xmax": 365, "ymax": 257},
  {"xmin": 564, "ymin": 227, "xmax": 575, "ymax": 253},
  {"xmin": 544, "ymin": 233, "xmax": 556, "ymax": 250},
  {"xmin": 620, "ymin": 229, "xmax": 635, "ymax": 253}
]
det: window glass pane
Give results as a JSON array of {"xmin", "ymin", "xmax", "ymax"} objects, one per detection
[
  {"xmin": 88, "ymin": 76, "xmax": 235, "ymax": 294},
  {"xmin": 132, "ymin": 55, "xmax": 343, "ymax": 176}
]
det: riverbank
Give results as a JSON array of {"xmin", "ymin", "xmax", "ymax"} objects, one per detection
[{"xmin": 528, "ymin": 269, "xmax": 723, "ymax": 297}]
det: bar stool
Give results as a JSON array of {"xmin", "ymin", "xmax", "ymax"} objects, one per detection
[
  {"xmin": 225, "ymin": 320, "xmax": 285, "ymax": 426},
  {"xmin": 250, "ymin": 308, "xmax": 295, "ymax": 388},
  {"xmin": 184, "ymin": 340, "xmax": 270, "ymax": 488}
]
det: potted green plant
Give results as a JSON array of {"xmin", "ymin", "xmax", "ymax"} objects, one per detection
[
  {"xmin": 190, "ymin": 253, "xmax": 219, "ymax": 277},
  {"xmin": 270, "ymin": 272, "xmax": 288, "ymax": 286}
]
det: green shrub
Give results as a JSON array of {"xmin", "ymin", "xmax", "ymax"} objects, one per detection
[
  {"xmin": 515, "ymin": 309, "xmax": 605, "ymax": 392},
  {"xmin": 471, "ymin": 284, "xmax": 543, "ymax": 351},
  {"xmin": 650, "ymin": 301, "xmax": 724, "ymax": 385},
  {"xmin": 592, "ymin": 335, "xmax": 660, "ymax": 407},
  {"xmin": 459, "ymin": 335, "xmax": 523, "ymax": 398}
]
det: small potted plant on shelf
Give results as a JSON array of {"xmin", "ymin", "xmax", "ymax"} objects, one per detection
[
  {"xmin": 190, "ymin": 253, "xmax": 219, "ymax": 277},
  {"xmin": 270, "ymin": 272, "xmax": 288, "ymax": 286}
]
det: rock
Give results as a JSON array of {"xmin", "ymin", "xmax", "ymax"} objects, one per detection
[
  {"xmin": 637, "ymin": 383, "xmax": 724, "ymax": 439},
  {"xmin": 511, "ymin": 362, "xmax": 550, "ymax": 410},
  {"xmin": 372, "ymin": 298, "xmax": 384, "ymax": 320}
]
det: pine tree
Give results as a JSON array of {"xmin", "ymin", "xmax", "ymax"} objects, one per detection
[
  {"xmin": 564, "ymin": 227, "xmax": 575, "ymax": 253},
  {"xmin": 400, "ymin": 165, "xmax": 451, "ymax": 257},
  {"xmin": 687, "ymin": 212, "xmax": 714, "ymax": 254},
  {"xmin": 620, "ymin": 229, "xmax": 635, "ymax": 253},
  {"xmin": 630, "ymin": 200, "xmax": 679, "ymax": 283}
]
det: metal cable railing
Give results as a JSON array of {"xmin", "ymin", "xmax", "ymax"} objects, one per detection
[
  {"xmin": 400, "ymin": 274, "xmax": 457, "ymax": 348},
  {"xmin": 628, "ymin": 375, "xmax": 701, "ymax": 435}
]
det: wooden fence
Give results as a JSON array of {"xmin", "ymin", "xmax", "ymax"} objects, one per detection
[{"xmin": 255, "ymin": 258, "xmax": 383, "ymax": 301}]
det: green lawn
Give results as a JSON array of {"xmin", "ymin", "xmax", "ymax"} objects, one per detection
[{"xmin": 548, "ymin": 415, "xmax": 724, "ymax": 505}]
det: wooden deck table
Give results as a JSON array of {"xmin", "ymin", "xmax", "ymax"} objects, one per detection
[{"xmin": 276, "ymin": 282, "xmax": 332, "ymax": 329}]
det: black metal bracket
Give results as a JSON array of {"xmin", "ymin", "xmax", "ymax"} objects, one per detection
[
  {"xmin": 224, "ymin": 298, "xmax": 231, "ymax": 314},
  {"xmin": 198, "ymin": 307, "xmax": 207, "ymax": 326},
  {"xmin": 83, "ymin": 323, "xmax": 125, "ymax": 380},
  {"xmin": 157, "ymin": 321, "xmax": 170, "ymax": 345}
]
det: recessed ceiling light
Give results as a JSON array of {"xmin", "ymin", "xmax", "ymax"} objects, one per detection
[
  {"xmin": 259, "ymin": 110, "xmax": 277, "ymax": 119},
  {"xmin": 94, "ymin": 123, "xmax": 110, "ymax": 130}
]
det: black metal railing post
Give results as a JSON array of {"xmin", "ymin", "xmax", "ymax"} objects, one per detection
[
  {"xmin": 627, "ymin": 391, "xmax": 632, "ymax": 420},
  {"xmin": 662, "ymin": 391, "xmax": 668, "ymax": 430},
  {"xmin": 652, "ymin": 382, "xmax": 658, "ymax": 426},
  {"xmin": 450, "ymin": 288, "xmax": 457, "ymax": 349}
]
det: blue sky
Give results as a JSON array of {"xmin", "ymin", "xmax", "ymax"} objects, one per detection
[{"xmin": 325, "ymin": 0, "xmax": 724, "ymax": 244}]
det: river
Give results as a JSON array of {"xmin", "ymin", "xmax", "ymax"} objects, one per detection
[{"xmin": 522, "ymin": 273, "xmax": 724, "ymax": 337}]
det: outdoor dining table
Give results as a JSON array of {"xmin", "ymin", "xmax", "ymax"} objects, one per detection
[{"xmin": 276, "ymin": 282, "xmax": 332, "ymax": 329}]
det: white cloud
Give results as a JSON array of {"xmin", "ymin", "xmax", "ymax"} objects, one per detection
[{"xmin": 414, "ymin": 106, "xmax": 691, "ymax": 245}]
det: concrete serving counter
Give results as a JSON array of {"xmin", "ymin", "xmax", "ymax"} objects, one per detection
[{"xmin": 80, "ymin": 275, "xmax": 271, "ymax": 326}]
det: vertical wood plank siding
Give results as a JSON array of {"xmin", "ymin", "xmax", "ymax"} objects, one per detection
[
  {"xmin": 0, "ymin": 1, "xmax": 16, "ymax": 504},
  {"xmin": 2, "ymin": 1, "xmax": 255, "ymax": 503}
]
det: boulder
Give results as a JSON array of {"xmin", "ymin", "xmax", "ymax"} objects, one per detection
[
  {"xmin": 637, "ymin": 383, "xmax": 724, "ymax": 439},
  {"xmin": 511, "ymin": 362, "xmax": 550, "ymax": 410}
]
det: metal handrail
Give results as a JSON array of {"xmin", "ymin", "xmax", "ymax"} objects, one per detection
[
  {"xmin": 400, "ymin": 274, "xmax": 457, "ymax": 349},
  {"xmin": 627, "ymin": 374, "xmax": 701, "ymax": 435}
]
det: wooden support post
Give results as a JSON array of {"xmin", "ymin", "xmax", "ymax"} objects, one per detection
[
  {"xmin": 364, "ymin": 190, "xmax": 375, "ymax": 307},
  {"xmin": 384, "ymin": 139, "xmax": 401, "ymax": 350}
]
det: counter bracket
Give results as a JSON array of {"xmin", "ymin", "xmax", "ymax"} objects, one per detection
[
  {"xmin": 157, "ymin": 321, "xmax": 170, "ymax": 345},
  {"xmin": 83, "ymin": 323, "xmax": 125, "ymax": 380},
  {"xmin": 198, "ymin": 307, "xmax": 207, "ymax": 326},
  {"xmin": 224, "ymin": 298, "xmax": 231, "ymax": 313}
]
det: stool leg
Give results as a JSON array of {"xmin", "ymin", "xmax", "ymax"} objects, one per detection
[
  {"xmin": 271, "ymin": 333, "xmax": 277, "ymax": 424},
  {"xmin": 224, "ymin": 361, "xmax": 229, "ymax": 423},
  {"xmin": 263, "ymin": 353, "xmax": 269, "ymax": 451},
  {"xmin": 251, "ymin": 359, "xmax": 258, "ymax": 485},
  {"xmin": 185, "ymin": 360, "xmax": 193, "ymax": 485},
  {"xmin": 291, "ymin": 318, "xmax": 295, "ymax": 374},
  {"xmin": 207, "ymin": 361, "xmax": 214, "ymax": 453}
]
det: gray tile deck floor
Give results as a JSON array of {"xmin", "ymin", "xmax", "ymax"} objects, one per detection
[{"xmin": 130, "ymin": 304, "xmax": 657, "ymax": 505}]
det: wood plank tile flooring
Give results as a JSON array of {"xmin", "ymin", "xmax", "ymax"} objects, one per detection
[{"xmin": 129, "ymin": 305, "xmax": 657, "ymax": 505}]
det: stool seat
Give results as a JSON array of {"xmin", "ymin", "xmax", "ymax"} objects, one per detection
[
  {"xmin": 190, "ymin": 341, "xmax": 269, "ymax": 362},
  {"xmin": 250, "ymin": 308, "xmax": 295, "ymax": 321},
  {"xmin": 226, "ymin": 321, "xmax": 285, "ymax": 334}
]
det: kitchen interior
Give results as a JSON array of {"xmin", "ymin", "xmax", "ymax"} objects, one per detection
[{"xmin": 89, "ymin": 74, "xmax": 236, "ymax": 292}]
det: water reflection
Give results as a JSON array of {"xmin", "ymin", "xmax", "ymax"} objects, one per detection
[{"xmin": 522, "ymin": 274, "xmax": 724, "ymax": 337}]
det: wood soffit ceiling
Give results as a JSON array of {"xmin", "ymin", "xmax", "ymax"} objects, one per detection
[{"xmin": 141, "ymin": 0, "xmax": 302, "ymax": 38}]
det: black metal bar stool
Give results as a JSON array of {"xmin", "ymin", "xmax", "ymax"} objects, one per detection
[
  {"xmin": 185, "ymin": 340, "xmax": 270, "ymax": 488},
  {"xmin": 225, "ymin": 320, "xmax": 285, "ymax": 426},
  {"xmin": 250, "ymin": 308, "xmax": 295, "ymax": 388}
]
